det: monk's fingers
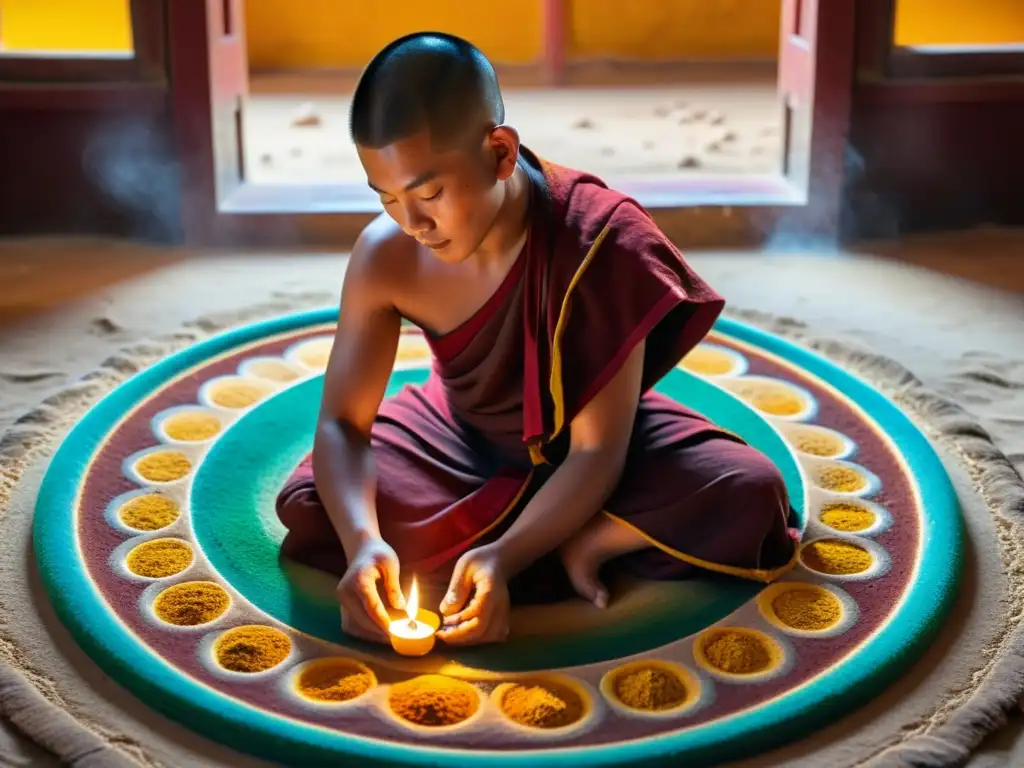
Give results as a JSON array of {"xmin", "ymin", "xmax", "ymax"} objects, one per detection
[
  {"xmin": 441, "ymin": 584, "xmax": 491, "ymax": 627},
  {"xmin": 440, "ymin": 556, "xmax": 475, "ymax": 616},
  {"xmin": 375, "ymin": 556, "xmax": 405, "ymax": 612},
  {"xmin": 354, "ymin": 570, "xmax": 393, "ymax": 631},
  {"xmin": 437, "ymin": 616, "xmax": 482, "ymax": 645}
]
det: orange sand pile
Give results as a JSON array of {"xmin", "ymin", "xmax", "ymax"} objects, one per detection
[
  {"xmin": 613, "ymin": 666, "xmax": 689, "ymax": 711},
  {"xmin": 500, "ymin": 678, "xmax": 585, "ymax": 729},
  {"xmin": 388, "ymin": 675, "xmax": 479, "ymax": 727},
  {"xmin": 802, "ymin": 540, "xmax": 873, "ymax": 574},
  {"xmin": 701, "ymin": 630, "xmax": 774, "ymax": 675},
  {"xmin": 215, "ymin": 626, "xmax": 292, "ymax": 673},
  {"xmin": 296, "ymin": 659, "xmax": 375, "ymax": 703},
  {"xmin": 153, "ymin": 581, "xmax": 230, "ymax": 626},
  {"xmin": 118, "ymin": 494, "xmax": 180, "ymax": 530},
  {"xmin": 162, "ymin": 411, "xmax": 221, "ymax": 442},
  {"xmin": 770, "ymin": 587, "xmax": 842, "ymax": 631},
  {"xmin": 126, "ymin": 539, "xmax": 193, "ymax": 578},
  {"xmin": 820, "ymin": 502, "xmax": 876, "ymax": 532},
  {"xmin": 135, "ymin": 450, "xmax": 192, "ymax": 483}
]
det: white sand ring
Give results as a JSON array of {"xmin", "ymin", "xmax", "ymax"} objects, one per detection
[
  {"xmin": 237, "ymin": 356, "xmax": 308, "ymax": 386},
  {"xmin": 198, "ymin": 375, "xmax": 278, "ymax": 413},
  {"xmin": 109, "ymin": 535, "xmax": 196, "ymax": 584},
  {"xmin": 280, "ymin": 657, "xmax": 379, "ymax": 711},
  {"xmin": 678, "ymin": 342, "xmax": 749, "ymax": 379},
  {"xmin": 104, "ymin": 487, "xmax": 187, "ymax": 536},
  {"xmin": 599, "ymin": 659, "xmax": 708, "ymax": 720},
  {"xmin": 756, "ymin": 580, "xmax": 860, "ymax": 639},
  {"xmin": 138, "ymin": 578, "xmax": 235, "ymax": 634},
  {"xmin": 489, "ymin": 673, "xmax": 602, "ymax": 738},
  {"xmin": 773, "ymin": 421, "xmax": 856, "ymax": 461},
  {"xmin": 801, "ymin": 455, "xmax": 882, "ymax": 498},
  {"xmin": 718, "ymin": 375, "xmax": 818, "ymax": 422},
  {"xmin": 152, "ymin": 404, "xmax": 230, "ymax": 448},
  {"xmin": 692, "ymin": 626, "xmax": 794, "ymax": 685},
  {"xmin": 797, "ymin": 534, "xmax": 892, "ymax": 583},
  {"xmin": 808, "ymin": 491, "xmax": 893, "ymax": 538},
  {"xmin": 198, "ymin": 624, "xmax": 298, "ymax": 683},
  {"xmin": 123, "ymin": 444, "xmax": 203, "ymax": 489},
  {"xmin": 284, "ymin": 335, "xmax": 335, "ymax": 373}
]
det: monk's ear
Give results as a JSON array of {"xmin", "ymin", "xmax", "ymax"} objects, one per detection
[{"xmin": 489, "ymin": 125, "xmax": 520, "ymax": 181}]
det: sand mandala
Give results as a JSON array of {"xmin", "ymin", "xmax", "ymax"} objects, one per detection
[{"xmin": 34, "ymin": 308, "xmax": 962, "ymax": 767}]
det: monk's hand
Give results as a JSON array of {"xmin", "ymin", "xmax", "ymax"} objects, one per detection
[
  {"xmin": 337, "ymin": 537, "xmax": 405, "ymax": 644},
  {"xmin": 437, "ymin": 545, "xmax": 510, "ymax": 646}
]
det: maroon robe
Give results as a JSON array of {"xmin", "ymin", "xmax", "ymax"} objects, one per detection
[{"xmin": 277, "ymin": 152, "xmax": 798, "ymax": 602}]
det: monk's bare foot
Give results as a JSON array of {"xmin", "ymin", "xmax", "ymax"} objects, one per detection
[{"xmin": 560, "ymin": 514, "xmax": 651, "ymax": 609}]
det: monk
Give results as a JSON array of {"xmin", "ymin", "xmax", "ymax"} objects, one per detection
[{"xmin": 276, "ymin": 32, "xmax": 799, "ymax": 647}]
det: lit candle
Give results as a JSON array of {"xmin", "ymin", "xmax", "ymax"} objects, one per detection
[{"xmin": 388, "ymin": 578, "xmax": 440, "ymax": 657}]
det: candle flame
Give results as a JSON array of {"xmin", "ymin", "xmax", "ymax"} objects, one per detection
[{"xmin": 406, "ymin": 578, "xmax": 419, "ymax": 623}]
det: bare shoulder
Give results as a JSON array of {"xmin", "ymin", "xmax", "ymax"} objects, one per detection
[{"xmin": 346, "ymin": 214, "xmax": 418, "ymax": 294}]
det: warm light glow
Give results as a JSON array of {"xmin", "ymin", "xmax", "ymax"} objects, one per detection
[{"xmin": 406, "ymin": 578, "xmax": 419, "ymax": 626}]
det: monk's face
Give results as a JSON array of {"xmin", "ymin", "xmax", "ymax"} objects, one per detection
[{"xmin": 357, "ymin": 127, "xmax": 518, "ymax": 264}]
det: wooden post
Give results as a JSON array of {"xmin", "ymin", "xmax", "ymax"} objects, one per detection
[{"xmin": 542, "ymin": 0, "xmax": 567, "ymax": 86}]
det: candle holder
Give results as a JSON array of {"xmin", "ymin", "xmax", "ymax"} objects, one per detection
[{"xmin": 388, "ymin": 578, "xmax": 440, "ymax": 657}]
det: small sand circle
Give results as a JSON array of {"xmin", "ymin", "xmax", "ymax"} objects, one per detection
[
  {"xmin": 607, "ymin": 663, "xmax": 692, "ymax": 712},
  {"xmin": 726, "ymin": 379, "xmax": 808, "ymax": 417},
  {"xmin": 388, "ymin": 674, "xmax": 479, "ymax": 728},
  {"xmin": 161, "ymin": 411, "xmax": 222, "ymax": 442},
  {"xmin": 118, "ymin": 494, "xmax": 180, "ymax": 531},
  {"xmin": 293, "ymin": 338, "xmax": 333, "ymax": 369},
  {"xmin": 294, "ymin": 658, "xmax": 376, "ymax": 703},
  {"xmin": 786, "ymin": 426, "xmax": 847, "ymax": 457},
  {"xmin": 697, "ymin": 628, "xmax": 780, "ymax": 677},
  {"xmin": 244, "ymin": 359, "xmax": 300, "ymax": 383},
  {"xmin": 152, "ymin": 581, "xmax": 231, "ymax": 626},
  {"xmin": 820, "ymin": 501, "xmax": 876, "ymax": 532},
  {"xmin": 125, "ymin": 538, "xmax": 193, "ymax": 578},
  {"xmin": 135, "ymin": 450, "xmax": 192, "ymax": 483},
  {"xmin": 769, "ymin": 586, "xmax": 843, "ymax": 631},
  {"xmin": 498, "ymin": 677, "xmax": 587, "ymax": 729},
  {"xmin": 680, "ymin": 345, "xmax": 740, "ymax": 376},
  {"xmin": 802, "ymin": 539, "xmax": 873, "ymax": 575},
  {"xmin": 208, "ymin": 379, "xmax": 270, "ymax": 409},
  {"xmin": 813, "ymin": 464, "xmax": 869, "ymax": 494},
  {"xmin": 214, "ymin": 626, "xmax": 292, "ymax": 673}
]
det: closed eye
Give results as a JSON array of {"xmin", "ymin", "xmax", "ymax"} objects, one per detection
[{"xmin": 422, "ymin": 188, "xmax": 443, "ymax": 202}]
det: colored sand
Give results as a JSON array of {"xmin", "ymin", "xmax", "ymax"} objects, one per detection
[
  {"xmin": 388, "ymin": 675, "xmax": 478, "ymax": 727},
  {"xmin": 210, "ymin": 380, "xmax": 267, "ymax": 409},
  {"xmin": 296, "ymin": 659, "xmax": 374, "ymax": 702},
  {"xmin": 613, "ymin": 667, "xmax": 688, "ymax": 711},
  {"xmin": 215, "ymin": 626, "xmax": 291, "ymax": 673},
  {"xmin": 118, "ymin": 494, "xmax": 179, "ymax": 530},
  {"xmin": 733, "ymin": 382, "xmax": 805, "ymax": 416},
  {"xmin": 771, "ymin": 588, "xmax": 842, "ymax": 630},
  {"xmin": 803, "ymin": 540, "xmax": 873, "ymax": 574},
  {"xmin": 682, "ymin": 347, "xmax": 735, "ymax": 376},
  {"xmin": 501, "ymin": 679, "xmax": 584, "ymax": 728},
  {"xmin": 702, "ymin": 630, "xmax": 773, "ymax": 675},
  {"xmin": 815, "ymin": 465, "xmax": 867, "ymax": 493},
  {"xmin": 791, "ymin": 429, "xmax": 844, "ymax": 457},
  {"xmin": 821, "ymin": 502, "xmax": 876, "ymax": 532},
  {"xmin": 297, "ymin": 340, "xmax": 332, "ymax": 368},
  {"xmin": 163, "ymin": 411, "xmax": 221, "ymax": 442},
  {"xmin": 153, "ymin": 582, "xmax": 230, "ymax": 626},
  {"xmin": 126, "ymin": 539, "xmax": 193, "ymax": 578},
  {"xmin": 246, "ymin": 359, "xmax": 299, "ymax": 382},
  {"xmin": 135, "ymin": 450, "xmax": 191, "ymax": 483}
]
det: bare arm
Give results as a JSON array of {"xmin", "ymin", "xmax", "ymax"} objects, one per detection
[
  {"xmin": 312, "ymin": 230, "xmax": 402, "ymax": 561},
  {"xmin": 491, "ymin": 340, "xmax": 645, "ymax": 577}
]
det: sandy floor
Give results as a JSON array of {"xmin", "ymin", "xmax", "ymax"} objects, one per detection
[
  {"xmin": 0, "ymin": 231, "xmax": 1022, "ymax": 765},
  {"xmin": 243, "ymin": 75, "xmax": 783, "ymax": 186}
]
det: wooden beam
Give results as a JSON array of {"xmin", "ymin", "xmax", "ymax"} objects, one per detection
[{"xmin": 542, "ymin": 0, "xmax": 567, "ymax": 86}]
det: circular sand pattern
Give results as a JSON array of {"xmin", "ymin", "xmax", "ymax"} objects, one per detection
[
  {"xmin": 693, "ymin": 627, "xmax": 784, "ymax": 682},
  {"xmin": 214, "ymin": 625, "xmax": 292, "ymax": 674},
  {"xmin": 678, "ymin": 343, "xmax": 747, "ymax": 377},
  {"xmin": 291, "ymin": 658, "xmax": 376, "ymax": 705},
  {"xmin": 151, "ymin": 581, "xmax": 231, "ymax": 627},
  {"xmin": 495, "ymin": 676, "xmax": 590, "ymax": 730},
  {"xmin": 125, "ymin": 538, "xmax": 194, "ymax": 579},
  {"xmin": 159, "ymin": 410, "xmax": 223, "ymax": 443},
  {"xmin": 117, "ymin": 493, "xmax": 180, "ymax": 532},
  {"xmin": 36, "ymin": 312, "xmax": 962, "ymax": 766},
  {"xmin": 133, "ymin": 449, "xmax": 192, "ymax": 484},
  {"xmin": 600, "ymin": 661, "xmax": 701, "ymax": 718},
  {"xmin": 387, "ymin": 675, "xmax": 481, "ymax": 729}
]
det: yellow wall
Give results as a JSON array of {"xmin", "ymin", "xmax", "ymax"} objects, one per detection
[
  {"xmin": 895, "ymin": 0, "xmax": 1024, "ymax": 46},
  {"xmin": 569, "ymin": 0, "xmax": 779, "ymax": 61},
  {"xmin": 0, "ymin": 0, "xmax": 132, "ymax": 52}
]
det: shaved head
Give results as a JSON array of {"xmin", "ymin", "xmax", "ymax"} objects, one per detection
[{"xmin": 350, "ymin": 32, "xmax": 505, "ymax": 150}]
